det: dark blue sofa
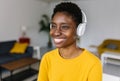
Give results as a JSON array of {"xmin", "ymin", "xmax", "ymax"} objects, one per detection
[{"xmin": 0, "ymin": 40, "xmax": 33, "ymax": 65}]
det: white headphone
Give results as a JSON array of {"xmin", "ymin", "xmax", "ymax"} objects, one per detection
[{"xmin": 76, "ymin": 10, "xmax": 87, "ymax": 37}]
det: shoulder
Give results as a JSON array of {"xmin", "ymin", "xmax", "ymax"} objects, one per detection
[
  {"xmin": 41, "ymin": 48, "xmax": 58, "ymax": 60},
  {"xmin": 82, "ymin": 49, "xmax": 101, "ymax": 65}
]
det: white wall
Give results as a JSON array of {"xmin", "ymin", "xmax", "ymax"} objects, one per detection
[
  {"xmin": 1, "ymin": 0, "xmax": 120, "ymax": 49},
  {"xmin": 49, "ymin": 0, "xmax": 120, "ymax": 50},
  {"xmin": 76, "ymin": 0, "xmax": 120, "ymax": 49},
  {"xmin": 0, "ymin": 0, "xmax": 49, "ymax": 47}
]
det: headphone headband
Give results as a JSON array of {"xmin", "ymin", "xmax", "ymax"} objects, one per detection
[
  {"xmin": 81, "ymin": 10, "xmax": 87, "ymax": 23},
  {"xmin": 76, "ymin": 10, "xmax": 87, "ymax": 37}
]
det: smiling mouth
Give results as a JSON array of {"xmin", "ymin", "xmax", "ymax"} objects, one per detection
[{"xmin": 54, "ymin": 38, "xmax": 66, "ymax": 44}]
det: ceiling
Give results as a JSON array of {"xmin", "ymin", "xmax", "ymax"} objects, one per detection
[{"xmin": 39, "ymin": 0, "xmax": 81, "ymax": 3}]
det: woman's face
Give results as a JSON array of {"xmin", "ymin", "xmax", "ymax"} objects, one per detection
[{"xmin": 50, "ymin": 12, "xmax": 77, "ymax": 48}]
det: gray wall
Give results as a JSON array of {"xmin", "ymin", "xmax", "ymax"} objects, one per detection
[
  {"xmin": 49, "ymin": 0, "xmax": 120, "ymax": 51},
  {"xmin": 0, "ymin": 0, "xmax": 120, "ymax": 50},
  {"xmin": 0, "ymin": 0, "xmax": 49, "ymax": 47}
]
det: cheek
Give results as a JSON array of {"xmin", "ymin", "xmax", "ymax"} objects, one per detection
[
  {"xmin": 70, "ymin": 29, "xmax": 76, "ymax": 36},
  {"xmin": 65, "ymin": 31, "xmax": 76, "ymax": 40},
  {"xmin": 50, "ymin": 31, "xmax": 53, "ymax": 37}
]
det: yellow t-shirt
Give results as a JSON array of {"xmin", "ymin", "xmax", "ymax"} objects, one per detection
[{"xmin": 37, "ymin": 48, "xmax": 102, "ymax": 81}]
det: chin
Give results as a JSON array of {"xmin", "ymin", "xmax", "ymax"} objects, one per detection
[
  {"xmin": 55, "ymin": 44, "xmax": 63, "ymax": 48},
  {"xmin": 55, "ymin": 43, "xmax": 66, "ymax": 48},
  {"xmin": 55, "ymin": 44, "xmax": 68, "ymax": 48}
]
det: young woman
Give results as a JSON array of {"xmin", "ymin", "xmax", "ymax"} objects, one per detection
[{"xmin": 37, "ymin": 2, "xmax": 102, "ymax": 81}]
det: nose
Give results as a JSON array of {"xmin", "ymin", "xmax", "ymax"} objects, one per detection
[{"xmin": 54, "ymin": 28, "xmax": 61, "ymax": 36}]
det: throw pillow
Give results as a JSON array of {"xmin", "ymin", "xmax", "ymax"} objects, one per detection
[
  {"xmin": 10, "ymin": 42, "xmax": 28, "ymax": 54},
  {"xmin": 105, "ymin": 43, "xmax": 118, "ymax": 50}
]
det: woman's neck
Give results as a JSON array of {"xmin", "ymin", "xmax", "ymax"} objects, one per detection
[{"xmin": 59, "ymin": 45, "xmax": 83, "ymax": 59}]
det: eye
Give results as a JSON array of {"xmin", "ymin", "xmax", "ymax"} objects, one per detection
[
  {"xmin": 50, "ymin": 24, "xmax": 57, "ymax": 30},
  {"xmin": 61, "ymin": 25, "xmax": 70, "ymax": 30}
]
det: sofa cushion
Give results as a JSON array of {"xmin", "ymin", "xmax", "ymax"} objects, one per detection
[
  {"xmin": 10, "ymin": 42, "xmax": 28, "ymax": 54},
  {"xmin": 0, "ymin": 54, "xmax": 17, "ymax": 64},
  {"xmin": 0, "ymin": 40, "xmax": 16, "ymax": 55},
  {"xmin": 12, "ymin": 52, "xmax": 31, "ymax": 59},
  {"xmin": 11, "ymin": 47, "xmax": 33, "ymax": 59},
  {"xmin": 105, "ymin": 43, "xmax": 118, "ymax": 49}
]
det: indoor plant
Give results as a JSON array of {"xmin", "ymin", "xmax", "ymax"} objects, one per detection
[{"xmin": 39, "ymin": 14, "xmax": 52, "ymax": 48}]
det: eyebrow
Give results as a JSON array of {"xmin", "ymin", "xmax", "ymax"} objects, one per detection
[
  {"xmin": 50, "ymin": 22, "xmax": 55, "ymax": 24},
  {"xmin": 50, "ymin": 22, "xmax": 69, "ymax": 25}
]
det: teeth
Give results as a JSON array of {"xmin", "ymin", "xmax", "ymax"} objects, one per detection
[{"xmin": 54, "ymin": 39, "xmax": 65, "ymax": 43}]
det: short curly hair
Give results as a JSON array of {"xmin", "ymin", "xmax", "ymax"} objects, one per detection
[{"xmin": 52, "ymin": 2, "xmax": 82, "ymax": 26}]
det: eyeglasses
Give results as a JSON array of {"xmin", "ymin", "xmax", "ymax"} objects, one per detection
[{"xmin": 50, "ymin": 23, "xmax": 72, "ymax": 32}]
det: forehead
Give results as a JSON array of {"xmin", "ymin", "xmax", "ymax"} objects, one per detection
[{"xmin": 52, "ymin": 12, "xmax": 75, "ymax": 24}]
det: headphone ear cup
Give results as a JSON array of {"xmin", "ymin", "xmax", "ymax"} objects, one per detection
[{"xmin": 77, "ymin": 23, "xmax": 86, "ymax": 37}]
